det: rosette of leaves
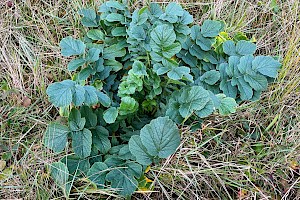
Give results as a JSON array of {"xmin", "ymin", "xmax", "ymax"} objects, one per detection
[
  {"xmin": 219, "ymin": 41, "xmax": 281, "ymax": 101},
  {"xmin": 165, "ymin": 86, "xmax": 237, "ymax": 123},
  {"xmin": 44, "ymin": 0, "xmax": 281, "ymax": 197}
]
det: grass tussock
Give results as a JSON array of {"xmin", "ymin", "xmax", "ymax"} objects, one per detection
[{"xmin": 0, "ymin": 0, "xmax": 299, "ymax": 199}]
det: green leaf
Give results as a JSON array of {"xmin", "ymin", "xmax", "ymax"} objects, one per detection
[
  {"xmin": 178, "ymin": 86, "xmax": 210, "ymax": 118},
  {"xmin": 119, "ymin": 96, "xmax": 139, "ymax": 115},
  {"xmin": 89, "ymin": 145, "xmax": 103, "ymax": 164},
  {"xmin": 234, "ymin": 32, "xmax": 248, "ymax": 41},
  {"xmin": 78, "ymin": 66, "xmax": 94, "ymax": 80},
  {"xmin": 103, "ymin": 107, "xmax": 118, "ymax": 124},
  {"xmin": 179, "ymin": 10, "xmax": 193, "ymax": 25},
  {"xmin": 162, "ymin": 42, "xmax": 181, "ymax": 58},
  {"xmin": 129, "ymin": 135, "xmax": 152, "ymax": 165},
  {"xmin": 105, "ymin": 162, "xmax": 142, "ymax": 196},
  {"xmin": 91, "ymin": 126, "xmax": 111, "ymax": 154},
  {"xmin": 118, "ymin": 76, "xmax": 141, "ymax": 96},
  {"xmin": 83, "ymin": 86, "xmax": 98, "ymax": 106},
  {"xmin": 95, "ymin": 58, "xmax": 104, "ymax": 72},
  {"xmin": 61, "ymin": 155, "xmax": 90, "ymax": 175},
  {"xmin": 112, "ymin": 27, "xmax": 127, "ymax": 36},
  {"xmin": 165, "ymin": 2, "xmax": 184, "ymax": 16},
  {"xmin": 78, "ymin": 9, "xmax": 96, "ymax": 19},
  {"xmin": 244, "ymin": 73, "xmax": 268, "ymax": 91},
  {"xmin": 236, "ymin": 40, "xmax": 256, "ymax": 55},
  {"xmin": 219, "ymin": 63, "xmax": 228, "ymax": 79},
  {"xmin": 86, "ymin": 48, "xmax": 101, "ymax": 62},
  {"xmin": 252, "ymin": 56, "xmax": 281, "ymax": 78},
  {"xmin": 129, "ymin": 25, "xmax": 146, "ymax": 40},
  {"xmin": 78, "ymin": 9, "xmax": 98, "ymax": 27},
  {"xmin": 176, "ymin": 32, "xmax": 188, "ymax": 43},
  {"xmin": 106, "ymin": 13, "xmax": 125, "ymax": 23},
  {"xmin": 178, "ymin": 50, "xmax": 197, "ymax": 67},
  {"xmin": 231, "ymin": 77, "xmax": 238, "ymax": 86},
  {"xmin": 222, "ymin": 40, "xmax": 237, "ymax": 56},
  {"xmin": 80, "ymin": 106, "xmax": 97, "ymax": 128},
  {"xmin": 189, "ymin": 44, "xmax": 205, "ymax": 60},
  {"xmin": 139, "ymin": 6, "xmax": 148, "ymax": 15},
  {"xmin": 153, "ymin": 63, "xmax": 170, "ymax": 75},
  {"xmin": 87, "ymin": 29, "xmax": 105, "ymax": 40},
  {"xmin": 96, "ymin": 91, "xmax": 111, "ymax": 107},
  {"xmin": 87, "ymin": 162, "xmax": 108, "ymax": 188},
  {"xmin": 201, "ymin": 20, "xmax": 222, "ymax": 37},
  {"xmin": 68, "ymin": 108, "xmax": 86, "ymax": 131},
  {"xmin": 159, "ymin": 15, "xmax": 178, "ymax": 23},
  {"xmin": 195, "ymin": 99, "xmax": 214, "ymax": 118},
  {"xmin": 149, "ymin": 51, "xmax": 163, "ymax": 62},
  {"xmin": 118, "ymin": 145, "xmax": 135, "ymax": 160},
  {"xmin": 104, "ymin": 59, "xmax": 123, "ymax": 72},
  {"xmin": 237, "ymin": 55, "xmax": 254, "ymax": 74},
  {"xmin": 190, "ymin": 25, "xmax": 200, "ymax": 40},
  {"xmin": 196, "ymin": 35, "xmax": 216, "ymax": 51},
  {"xmin": 50, "ymin": 162, "xmax": 70, "ymax": 195},
  {"xmin": 220, "ymin": 80, "xmax": 237, "ymax": 98},
  {"xmin": 94, "ymin": 108, "xmax": 106, "ymax": 126},
  {"xmin": 72, "ymin": 128, "xmax": 92, "ymax": 158},
  {"xmin": 104, "ymin": 152, "xmax": 124, "ymax": 162},
  {"xmin": 86, "ymin": 43, "xmax": 104, "ymax": 51},
  {"xmin": 162, "ymin": 57, "xmax": 178, "ymax": 68},
  {"xmin": 68, "ymin": 58, "xmax": 86, "ymax": 71},
  {"xmin": 132, "ymin": 10, "xmax": 148, "ymax": 25},
  {"xmin": 250, "ymin": 90, "xmax": 262, "ymax": 101},
  {"xmin": 237, "ymin": 77, "xmax": 253, "ymax": 100},
  {"xmin": 270, "ymin": 0, "xmax": 280, "ymax": 13},
  {"xmin": 216, "ymin": 94, "xmax": 238, "ymax": 115},
  {"xmin": 139, "ymin": 116, "xmax": 180, "ymax": 158},
  {"xmin": 46, "ymin": 80, "xmax": 74, "ymax": 107},
  {"xmin": 60, "ymin": 37, "xmax": 86, "ymax": 57},
  {"xmin": 226, "ymin": 56, "xmax": 240, "ymax": 77},
  {"xmin": 81, "ymin": 18, "xmax": 98, "ymax": 27},
  {"xmin": 200, "ymin": 70, "xmax": 220, "ymax": 85},
  {"xmin": 167, "ymin": 66, "xmax": 192, "ymax": 81},
  {"xmin": 132, "ymin": 61, "xmax": 147, "ymax": 76},
  {"xmin": 202, "ymin": 50, "xmax": 218, "ymax": 64},
  {"xmin": 106, "ymin": 1, "xmax": 126, "ymax": 10},
  {"xmin": 202, "ymin": 61, "xmax": 215, "ymax": 71},
  {"xmin": 175, "ymin": 24, "xmax": 191, "ymax": 35},
  {"xmin": 103, "ymin": 44, "xmax": 126, "ymax": 60},
  {"xmin": 150, "ymin": 25, "xmax": 176, "ymax": 50},
  {"xmin": 165, "ymin": 97, "xmax": 183, "ymax": 124},
  {"xmin": 44, "ymin": 123, "xmax": 69, "ymax": 153},
  {"xmin": 149, "ymin": 3, "xmax": 163, "ymax": 17}
]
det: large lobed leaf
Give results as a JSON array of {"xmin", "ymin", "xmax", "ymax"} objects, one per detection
[
  {"xmin": 44, "ymin": 123, "xmax": 69, "ymax": 153},
  {"xmin": 46, "ymin": 80, "xmax": 100, "ymax": 107},
  {"xmin": 105, "ymin": 162, "xmax": 142, "ymax": 196},
  {"xmin": 50, "ymin": 162, "xmax": 71, "ymax": 197},
  {"xmin": 60, "ymin": 37, "xmax": 86, "ymax": 57},
  {"xmin": 87, "ymin": 162, "xmax": 108, "ymax": 188},
  {"xmin": 252, "ymin": 56, "xmax": 281, "ymax": 78},
  {"xmin": 72, "ymin": 128, "xmax": 92, "ymax": 158},
  {"xmin": 129, "ymin": 116, "xmax": 180, "ymax": 165}
]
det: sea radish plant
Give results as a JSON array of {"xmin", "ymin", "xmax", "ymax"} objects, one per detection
[{"xmin": 44, "ymin": 1, "xmax": 281, "ymax": 197}]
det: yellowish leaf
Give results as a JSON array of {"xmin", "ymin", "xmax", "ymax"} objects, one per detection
[
  {"xmin": 0, "ymin": 160, "xmax": 6, "ymax": 171},
  {"xmin": 145, "ymin": 165, "xmax": 151, "ymax": 173}
]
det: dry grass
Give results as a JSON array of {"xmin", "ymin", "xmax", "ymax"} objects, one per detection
[{"xmin": 0, "ymin": 0, "xmax": 299, "ymax": 199}]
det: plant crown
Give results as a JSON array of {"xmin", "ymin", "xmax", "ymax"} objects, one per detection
[{"xmin": 44, "ymin": 0, "xmax": 281, "ymax": 197}]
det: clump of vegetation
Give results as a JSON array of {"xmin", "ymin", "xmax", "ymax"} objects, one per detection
[{"xmin": 43, "ymin": 1, "xmax": 281, "ymax": 197}]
